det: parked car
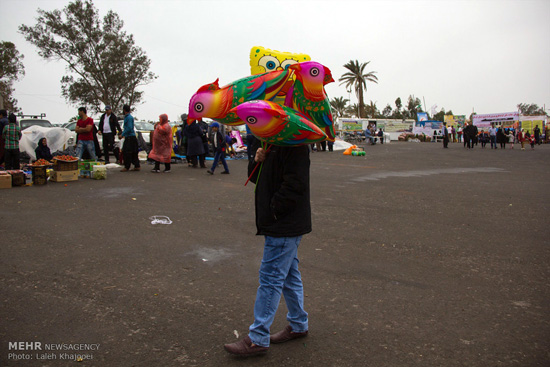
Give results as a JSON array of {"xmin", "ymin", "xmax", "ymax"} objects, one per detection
[{"xmin": 19, "ymin": 119, "xmax": 53, "ymax": 130}]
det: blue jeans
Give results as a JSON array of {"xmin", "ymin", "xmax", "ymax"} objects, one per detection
[
  {"xmin": 76, "ymin": 140, "xmax": 97, "ymax": 160},
  {"xmin": 210, "ymin": 151, "xmax": 228, "ymax": 173},
  {"xmin": 490, "ymin": 135, "xmax": 497, "ymax": 149},
  {"xmin": 249, "ymin": 236, "xmax": 308, "ymax": 347}
]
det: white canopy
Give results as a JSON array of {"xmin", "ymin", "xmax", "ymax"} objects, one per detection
[{"xmin": 19, "ymin": 126, "xmax": 73, "ymax": 160}]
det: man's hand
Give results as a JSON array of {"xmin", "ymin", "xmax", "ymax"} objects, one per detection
[
  {"xmin": 98, "ymin": 131, "xmax": 102, "ymax": 135},
  {"xmin": 255, "ymin": 148, "xmax": 267, "ymax": 163}
]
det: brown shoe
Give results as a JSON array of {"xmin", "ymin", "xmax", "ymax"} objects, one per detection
[
  {"xmin": 224, "ymin": 336, "xmax": 268, "ymax": 356},
  {"xmin": 270, "ymin": 325, "xmax": 308, "ymax": 344},
  {"xmin": 120, "ymin": 168, "xmax": 129, "ymax": 172}
]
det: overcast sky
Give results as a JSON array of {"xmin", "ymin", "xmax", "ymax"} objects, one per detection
[{"xmin": 1, "ymin": 0, "xmax": 549, "ymax": 123}]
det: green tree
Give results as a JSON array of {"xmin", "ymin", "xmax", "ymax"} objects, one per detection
[
  {"xmin": 0, "ymin": 41, "xmax": 25, "ymax": 111},
  {"xmin": 330, "ymin": 96, "xmax": 349, "ymax": 118},
  {"xmin": 433, "ymin": 108, "xmax": 449, "ymax": 122},
  {"xmin": 19, "ymin": 0, "xmax": 157, "ymax": 114},
  {"xmin": 393, "ymin": 97, "xmax": 403, "ymax": 119},
  {"xmin": 338, "ymin": 60, "xmax": 378, "ymax": 118},
  {"xmin": 381, "ymin": 104, "xmax": 392, "ymax": 118},
  {"xmin": 406, "ymin": 95, "xmax": 423, "ymax": 121},
  {"xmin": 517, "ymin": 103, "xmax": 547, "ymax": 116}
]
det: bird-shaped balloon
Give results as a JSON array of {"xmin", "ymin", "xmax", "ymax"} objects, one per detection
[
  {"xmin": 229, "ymin": 100, "xmax": 327, "ymax": 147},
  {"xmin": 187, "ymin": 69, "xmax": 292, "ymax": 125},
  {"xmin": 286, "ymin": 61, "xmax": 336, "ymax": 141}
]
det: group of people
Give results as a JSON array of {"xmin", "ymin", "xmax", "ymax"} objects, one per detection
[
  {"xmin": 440, "ymin": 122, "xmax": 543, "ymax": 150},
  {"xmin": 365, "ymin": 126, "xmax": 385, "ymax": 145},
  {"xmin": 73, "ymin": 105, "xmax": 141, "ymax": 171}
]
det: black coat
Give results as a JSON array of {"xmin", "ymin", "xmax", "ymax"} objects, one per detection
[
  {"xmin": 248, "ymin": 141, "xmax": 312, "ymax": 237},
  {"xmin": 98, "ymin": 113, "xmax": 122, "ymax": 135},
  {"xmin": 35, "ymin": 138, "xmax": 53, "ymax": 160},
  {"xmin": 209, "ymin": 131, "xmax": 226, "ymax": 154}
]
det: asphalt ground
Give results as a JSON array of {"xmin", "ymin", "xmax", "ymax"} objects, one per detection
[{"xmin": 1, "ymin": 141, "xmax": 549, "ymax": 367}]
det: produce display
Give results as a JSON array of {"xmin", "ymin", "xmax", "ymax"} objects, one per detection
[
  {"xmin": 93, "ymin": 169, "xmax": 107, "ymax": 180},
  {"xmin": 32, "ymin": 159, "xmax": 53, "ymax": 166},
  {"xmin": 53, "ymin": 155, "xmax": 78, "ymax": 161}
]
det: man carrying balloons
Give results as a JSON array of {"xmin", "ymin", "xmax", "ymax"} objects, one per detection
[{"xmin": 224, "ymin": 139, "xmax": 311, "ymax": 357}]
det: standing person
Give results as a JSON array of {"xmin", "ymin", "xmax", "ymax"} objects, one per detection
[
  {"xmin": 0, "ymin": 109, "xmax": 8, "ymax": 165},
  {"xmin": 206, "ymin": 122, "xmax": 229, "ymax": 175},
  {"xmin": 451, "ymin": 125, "xmax": 456, "ymax": 142},
  {"xmin": 442, "ymin": 122, "xmax": 449, "ymax": 148},
  {"xmin": 518, "ymin": 129, "xmax": 525, "ymax": 151},
  {"xmin": 198, "ymin": 118, "xmax": 210, "ymax": 161},
  {"xmin": 472, "ymin": 124, "xmax": 478, "ymax": 147},
  {"xmin": 35, "ymin": 138, "xmax": 53, "ymax": 161},
  {"xmin": 75, "ymin": 107, "xmax": 97, "ymax": 160},
  {"xmin": 327, "ymin": 139, "xmax": 334, "ymax": 152},
  {"xmin": 224, "ymin": 141, "xmax": 311, "ymax": 357},
  {"xmin": 2, "ymin": 113, "xmax": 22, "ymax": 169},
  {"xmin": 457, "ymin": 125, "xmax": 463, "ymax": 143},
  {"xmin": 489, "ymin": 123, "xmax": 497, "ymax": 149},
  {"xmin": 378, "ymin": 128, "xmax": 384, "ymax": 144},
  {"xmin": 119, "ymin": 104, "xmax": 140, "ymax": 172},
  {"xmin": 184, "ymin": 119, "xmax": 205, "ymax": 168},
  {"xmin": 98, "ymin": 105, "xmax": 121, "ymax": 164},
  {"xmin": 497, "ymin": 126, "xmax": 506, "ymax": 149},
  {"xmin": 533, "ymin": 125, "xmax": 541, "ymax": 145},
  {"xmin": 529, "ymin": 133, "xmax": 536, "ymax": 149},
  {"xmin": 463, "ymin": 123, "xmax": 471, "ymax": 149},
  {"xmin": 149, "ymin": 114, "xmax": 172, "ymax": 173},
  {"xmin": 180, "ymin": 115, "xmax": 191, "ymax": 167},
  {"xmin": 479, "ymin": 130, "xmax": 488, "ymax": 148}
]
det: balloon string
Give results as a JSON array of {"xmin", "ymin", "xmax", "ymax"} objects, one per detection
[{"xmin": 244, "ymin": 143, "xmax": 272, "ymax": 187}]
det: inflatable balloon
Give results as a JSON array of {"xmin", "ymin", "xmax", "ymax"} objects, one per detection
[
  {"xmin": 229, "ymin": 100, "xmax": 327, "ymax": 147},
  {"xmin": 250, "ymin": 46, "xmax": 311, "ymax": 75},
  {"xmin": 187, "ymin": 69, "xmax": 292, "ymax": 125},
  {"xmin": 287, "ymin": 61, "xmax": 336, "ymax": 141},
  {"xmin": 250, "ymin": 46, "xmax": 311, "ymax": 105}
]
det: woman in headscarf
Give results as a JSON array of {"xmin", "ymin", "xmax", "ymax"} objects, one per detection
[
  {"xmin": 35, "ymin": 137, "xmax": 53, "ymax": 161},
  {"xmin": 148, "ymin": 114, "xmax": 173, "ymax": 173}
]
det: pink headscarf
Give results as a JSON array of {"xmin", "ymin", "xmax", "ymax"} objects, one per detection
[{"xmin": 159, "ymin": 114, "xmax": 168, "ymax": 124}]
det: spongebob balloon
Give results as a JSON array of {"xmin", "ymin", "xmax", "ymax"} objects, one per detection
[{"xmin": 250, "ymin": 46, "xmax": 311, "ymax": 74}]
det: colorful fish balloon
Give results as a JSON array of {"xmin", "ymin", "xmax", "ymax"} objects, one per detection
[
  {"xmin": 187, "ymin": 69, "xmax": 292, "ymax": 125},
  {"xmin": 287, "ymin": 61, "xmax": 335, "ymax": 141},
  {"xmin": 229, "ymin": 100, "xmax": 327, "ymax": 147}
]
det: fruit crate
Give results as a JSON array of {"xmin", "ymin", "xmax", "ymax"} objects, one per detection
[{"xmin": 54, "ymin": 159, "xmax": 79, "ymax": 171}]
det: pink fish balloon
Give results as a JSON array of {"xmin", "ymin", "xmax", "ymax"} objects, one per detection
[{"xmin": 229, "ymin": 100, "xmax": 327, "ymax": 147}]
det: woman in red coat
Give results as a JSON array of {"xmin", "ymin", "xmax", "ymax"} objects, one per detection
[{"xmin": 149, "ymin": 114, "xmax": 173, "ymax": 172}]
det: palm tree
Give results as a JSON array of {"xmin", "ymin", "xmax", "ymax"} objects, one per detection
[
  {"xmin": 339, "ymin": 60, "xmax": 378, "ymax": 118},
  {"xmin": 365, "ymin": 100, "xmax": 378, "ymax": 118},
  {"xmin": 330, "ymin": 96, "xmax": 349, "ymax": 118},
  {"xmin": 346, "ymin": 103, "xmax": 360, "ymax": 118}
]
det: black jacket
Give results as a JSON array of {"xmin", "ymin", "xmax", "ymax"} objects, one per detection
[
  {"xmin": 248, "ymin": 141, "xmax": 311, "ymax": 237},
  {"xmin": 98, "ymin": 113, "xmax": 122, "ymax": 135},
  {"xmin": 209, "ymin": 131, "xmax": 226, "ymax": 154}
]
